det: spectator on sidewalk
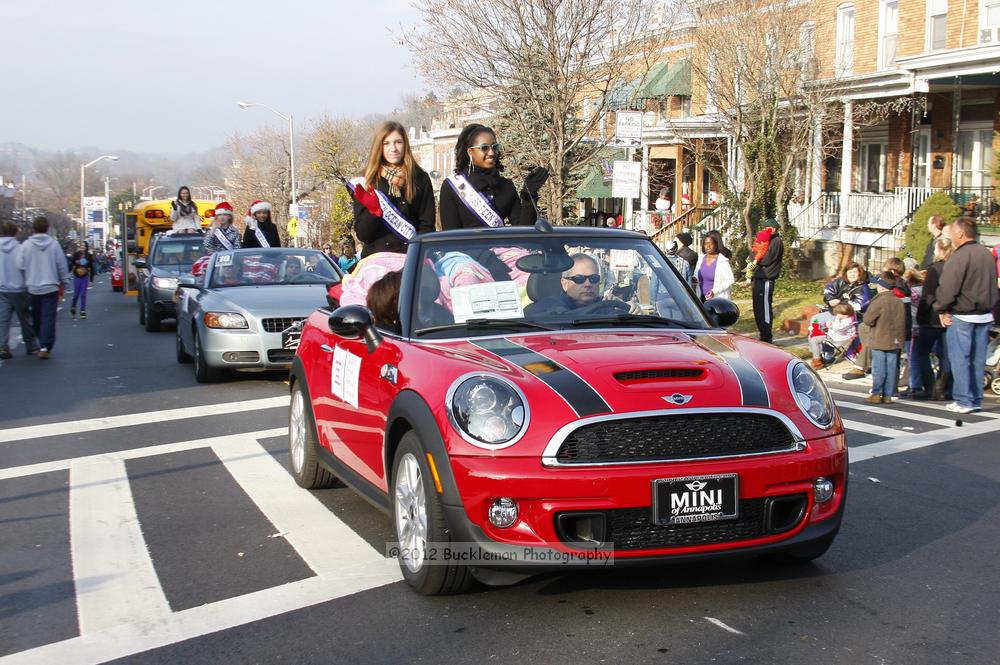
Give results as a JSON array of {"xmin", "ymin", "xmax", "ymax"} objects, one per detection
[
  {"xmin": 694, "ymin": 234, "xmax": 734, "ymax": 301},
  {"xmin": 920, "ymin": 215, "xmax": 947, "ymax": 269},
  {"xmin": 934, "ymin": 217, "xmax": 1000, "ymax": 414},
  {"xmin": 338, "ymin": 242, "xmax": 358, "ymax": 273},
  {"xmin": 19, "ymin": 216, "xmax": 68, "ymax": 359},
  {"xmin": 0, "ymin": 222, "xmax": 40, "ymax": 358},
  {"xmin": 751, "ymin": 222, "xmax": 783, "ymax": 344},
  {"xmin": 910, "ymin": 236, "xmax": 954, "ymax": 400},
  {"xmin": 823, "ymin": 262, "xmax": 871, "ymax": 313},
  {"xmin": 69, "ymin": 241, "xmax": 95, "ymax": 320},
  {"xmin": 864, "ymin": 272, "xmax": 907, "ymax": 404},
  {"xmin": 808, "ymin": 302, "xmax": 858, "ymax": 369},
  {"xmin": 844, "ymin": 257, "xmax": 910, "ymax": 381},
  {"xmin": 674, "ymin": 232, "xmax": 698, "ymax": 275}
]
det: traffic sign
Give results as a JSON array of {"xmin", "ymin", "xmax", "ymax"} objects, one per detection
[
  {"xmin": 286, "ymin": 217, "xmax": 298, "ymax": 238},
  {"xmin": 611, "ymin": 160, "xmax": 641, "ymax": 199},
  {"xmin": 614, "ymin": 111, "xmax": 643, "ymax": 148}
]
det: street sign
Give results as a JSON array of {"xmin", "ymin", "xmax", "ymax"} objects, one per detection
[
  {"xmin": 611, "ymin": 160, "xmax": 641, "ymax": 199},
  {"xmin": 286, "ymin": 217, "xmax": 298, "ymax": 238},
  {"xmin": 614, "ymin": 111, "xmax": 643, "ymax": 148}
]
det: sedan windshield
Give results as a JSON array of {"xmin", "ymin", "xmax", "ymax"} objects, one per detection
[
  {"xmin": 210, "ymin": 250, "xmax": 340, "ymax": 288},
  {"xmin": 411, "ymin": 236, "xmax": 708, "ymax": 338},
  {"xmin": 152, "ymin": 239, "xmax": 209, "ymax": 272}
]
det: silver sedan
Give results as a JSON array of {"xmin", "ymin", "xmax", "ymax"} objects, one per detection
[{"xmin": 175, "ymin": 248, "xmax": 342, "ymax": 382}]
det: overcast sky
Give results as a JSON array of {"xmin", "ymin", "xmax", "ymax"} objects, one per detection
[{"xmin": 5, "ymin": 0, "xmax": 425, "ymax": 154}]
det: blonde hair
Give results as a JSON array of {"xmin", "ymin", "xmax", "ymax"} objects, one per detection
[
  {"xmin": 363, "ymin": 121, "xmax": 419, "ymax": 203},
  {"xmin": 932, "ymin": 237, "xmax": 954, "ymax": 263}
]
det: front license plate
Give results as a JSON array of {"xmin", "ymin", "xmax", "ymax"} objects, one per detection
[{"xmin": 653, "ymin": 474, "xmax": 739, "ymax": 525}]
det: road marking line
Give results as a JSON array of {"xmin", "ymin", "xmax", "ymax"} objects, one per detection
[
  {"xmin": 0, "ymin": 428, "xmax": 288, "ymax": 480},
  {"xmin": 213, "ymin": 437, "xmax": 402, "ymax": 580},
  {"xmin": 841, "ymin": 419, "xmax": 919, "ymax": 440},
  {"xmin": 835, "ymin": 401, "xmax": 957, "ymax": 427},
  {"xmin": 0, "ymin": 396, "xmax": 289, "ymax": 443},
  {"xmin": 849, "ymin": 417, "xmax": 999, "ymax": 463},
  {"xmin": 830, "ymin": 387, "xmax": 1000, "ymax": 419},
  {"xmin": 69, "ymin": 458, "xmax": 172, "ymax": 635},
  {"xmin": 704, "ymin": 617, "xmax": 745, "ymax": 635}
]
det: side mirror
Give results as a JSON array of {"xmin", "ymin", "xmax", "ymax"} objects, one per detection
[
  {"xmin": 178, "ymin": 275, "xmax": 199, "ymax": 289},
  {"xmin": 134, "ymin": 258, "xmax": 148, "ymax": 269},
  {"xmin": 703, "ymin": 298, "xmax": 740, "ymax": 328},
  {"xmin": 329, "ymin": 304, "xmax": 382, "ymax": 352}
]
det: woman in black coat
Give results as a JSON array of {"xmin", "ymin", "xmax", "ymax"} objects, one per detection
[
  {"xmin": 909, "ymin": 237, "xmax": 954, "ymax": 399},
  {"xmin": 242, "ymin": 200, "xmax": 282, "ymax": 248},
  {"xmin": 439, "ymin": 124, "xmax": 547, "ymax": 231},
  {"xmin": 351, "ymin": 121, "xmax": 436, "ymax": 258}
]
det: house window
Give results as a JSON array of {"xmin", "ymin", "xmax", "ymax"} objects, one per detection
[
  {"xmin": 984, "ymin": 0, "xmax": 1000, "ymax": 28},
  {"xmin": 583, "ymin": 97, "xmax": 592, "ymax": 123},
  {"xmin": 835, "ymin": 4, "xmax": 855, "ymax": 77},
  {"xmin": 955, "ymin": 127, "xmax": 994, "ymax": 189},
  {"xmin": 657, "ymin": 100, "xmax": 668, "ymax": 124},
  {"xmin": 928, "ymin": 0, "xmax": 948, "ymax": 51},
  {"xmin": 860, "ymin": 143, "xmax": 886, "ymax": 192},
  {"xmin": 914, "ymin": 129, "xmax": 931, "ymax": 188},
  {"xmin": 878, "ymin": 1, "xmax": 899, "ymax": 70}
]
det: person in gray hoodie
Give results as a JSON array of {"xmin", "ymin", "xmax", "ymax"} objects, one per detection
[
  {"xmin": 0, "ymin": 222, "xmax": 40, "ymax": 359},
  {"xmin": 18, "ymin": 216, "xmax": 68, "ymax": 359}
]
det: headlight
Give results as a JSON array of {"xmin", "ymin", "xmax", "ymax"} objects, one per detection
[
  {"xmin": 446, "ymin": 374, "xmax": 529, "ymax": 448},
  {"xmin": 152, "ymin": 276, "xmax": 178, "ymax": 289},
  {"xmin": 787, "ymin": 361, "xmax": 835, "ymax": 428},
  {"xmin": 203, "ymin": 312, "xmax": 248, "ymax": 329}
]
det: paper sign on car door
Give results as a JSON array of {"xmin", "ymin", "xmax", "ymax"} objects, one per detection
[{"xmin": 331, "ymin": 345, "xmax": 361, "ymax": 408}]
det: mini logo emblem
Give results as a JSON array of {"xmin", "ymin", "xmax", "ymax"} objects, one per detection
[
  {"xmin": 685, "ymin": 480, "xmax": 708, "ymax": 491},
  {"xmin": 662, "ymin": 393, "xmax": 693, "ymax": 406}
]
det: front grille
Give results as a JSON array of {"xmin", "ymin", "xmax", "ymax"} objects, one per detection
[
  {"xmin": 606, "ymin": 499, "xmax": 766, "ymax": 550},
  {"xmin": 262, "ymin": 317, "xmax": 304, "ymax": 333},
  {"xmin": 554, "ymin": 413, "xmax": 795, "ymax": 464},
  {"xmin": 615, "ymin": 369, "xmax": 704, "ymax": 382},
  {"xmin": 267, "ymin": 349, "xmax": 295, "ymax": 363}
]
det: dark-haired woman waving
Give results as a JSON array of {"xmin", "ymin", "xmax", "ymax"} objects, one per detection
[{"xmin": 439, "ymin": 124, "xmax": 548, "ymax": 230}]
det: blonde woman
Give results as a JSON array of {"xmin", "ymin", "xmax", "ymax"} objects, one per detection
[{"xmin": 351, "ymin": 121, "xmax": 435, "ymax": 258}]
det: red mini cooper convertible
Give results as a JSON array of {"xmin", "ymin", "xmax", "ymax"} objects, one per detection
[{"xmin": 289, "ymin": 222, "xmax": 846, "ymax": 594}]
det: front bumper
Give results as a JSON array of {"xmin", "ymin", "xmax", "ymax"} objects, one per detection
[
  {"xmin": 437, "ymin": 434, "xmax": 846, "ymax": 569},
  {"xmin": 200, "ymin": 326, "xmax": 294, "ymax": 370},
  {"xmin": 149, "ymin": 285, "xmax": 178, "ymax": 316}
]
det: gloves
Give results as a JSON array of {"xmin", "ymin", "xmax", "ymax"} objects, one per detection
[
  {"xmin": 351, "ymin": 183, "xmax": 383, "ymax": 217},
  {"xmin": 522, "ymin": 166, "xmax": 549, "ymax": 197},
  {"xmin": 245, "ymin": 215, "xmax": 257, "ymax": 230}
]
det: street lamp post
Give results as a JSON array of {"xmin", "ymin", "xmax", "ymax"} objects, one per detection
[
  {"xmin": 238, "ymin": 101, "xmax": 297, "ymax": 245},
  {"xmin": 80, "ymin": 155, "xmax": 118, "ymax": 241}
]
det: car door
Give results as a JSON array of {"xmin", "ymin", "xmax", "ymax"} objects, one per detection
[{"xmin": 311, "ymin": 327, "xmax": 397, "ymax": 492}]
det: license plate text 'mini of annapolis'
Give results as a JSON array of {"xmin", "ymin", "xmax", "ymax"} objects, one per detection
[{"xmin": 289, "ymin": 220, "xmax": 846, "ymax": 595}]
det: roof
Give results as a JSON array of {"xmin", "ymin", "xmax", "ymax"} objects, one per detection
[{"xmin": 636, "ymin": 61, "xmax": 692, "ymax": 99}]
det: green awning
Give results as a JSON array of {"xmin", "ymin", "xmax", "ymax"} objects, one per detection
[
  {"xmin": 575, "ymin": 150, "xmax": 626, "ymax": 199},
  {"xmin": 636, "ymin": 61, "xmax": 691, "ymax": 98},
  {"xmin": 606, "ymin": 77, "xmax": 642, "ymax": 111}
]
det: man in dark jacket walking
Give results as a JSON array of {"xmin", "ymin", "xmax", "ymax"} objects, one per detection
[
  {"xmin": 751, "ymin": 223, "xmax": 783, "ymax": 343},
  {"xmin": 675, "ymin": 232, "xmax": 698, "ymax": 275},
  {"xmin": 934, "ymin": 217, "xmax": 1000, "ymax": 413}
]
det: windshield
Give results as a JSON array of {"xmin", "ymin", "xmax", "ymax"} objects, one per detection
[
  {"xmin": 151, "ymin": 238, "xmax": 209, "ymax": 272},
  {"xmin": 411, "ymin": 236, "xmax": 708, "ymax": 338},
  {"xmin": 210, "ymin": 250, "xmax": 340, "ymax": 288}
]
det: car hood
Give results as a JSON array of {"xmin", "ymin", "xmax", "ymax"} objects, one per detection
[
  {"xmin": 203, "ymin": 284, "xmax": 329, "ymax": 315},
  {"xmin": 420, "ymin": 330, "xmax": 798, "ymax": 416}
]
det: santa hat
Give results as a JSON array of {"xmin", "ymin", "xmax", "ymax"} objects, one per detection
[
  {"xmin": 214, "ymin": 201, "xmax": 234, "ymax": 218},
  {"xmin": 246, "ymin": 200, "xmax": 272, "ymax": 226}
]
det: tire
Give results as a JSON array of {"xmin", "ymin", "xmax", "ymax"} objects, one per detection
[
  {"xmin": 144, "ymin": 300, "xmax": 162, "ymax": 332},
  {"xmin": 138, "ymin": 295, "xmax": 146, "ymax": 325},
  {"xmin": 991, "ymin": 376, "xmax": 1000, "ymax": 397},
  {"xmin": 392, "ymin": 432, "xmax": 474, "ymax": 595},
  {"xmin": 112, "ymin": 285, "xmax": 122, "ymax": 292},
  {"xmin": 288, "ymin": 382, "xmax": 336, "ymax": 489},
  {"xmin": 193, "ymin": 328, "xmax": 223, "ymax": 383},
  {"xmin": 176, "ymin": 328, "xmax": 192, "ymax": 364}
]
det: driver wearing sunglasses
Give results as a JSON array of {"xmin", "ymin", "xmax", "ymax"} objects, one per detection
[{"xmin": 526, "ymin": 253, "xmax": 639, "ymax": 316}]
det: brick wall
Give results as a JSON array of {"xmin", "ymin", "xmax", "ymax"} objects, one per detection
[
  {"xmin": 929, "ymin": 92, "xmax": 954, "ymax": 188},
  {"xmin": 886, "ymin": 110, "xmax": 913, "ymax": 189}
]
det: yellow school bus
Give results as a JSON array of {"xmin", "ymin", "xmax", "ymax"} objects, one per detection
[{"xmin": 121, "ymin": 199, "xmax": 218, "ymax": 294}]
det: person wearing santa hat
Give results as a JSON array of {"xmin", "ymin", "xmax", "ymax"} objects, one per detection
[
  {"xmin": 203, "ymin": 201, "xmax": 242, "ymax": 254},
  {"xmin": 243, "ymin": 200, "xmax": 281, "ymax": 249}
]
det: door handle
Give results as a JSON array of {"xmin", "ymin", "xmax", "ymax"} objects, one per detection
[{"xmin": 321, "ymin": 344, "xmax": 335, "ymax": 353}]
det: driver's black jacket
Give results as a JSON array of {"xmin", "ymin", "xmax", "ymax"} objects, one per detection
[{"xmin": 524, "ymin": 292, "xmax": 586, "ymax": 316}]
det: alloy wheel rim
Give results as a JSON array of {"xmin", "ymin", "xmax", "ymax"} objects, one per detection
[
  {"xmin": 394, "ymin": 453, "xmax": 427, "ymax": 573},
  {"xmin": 289, "ymin": 389, "xmax": 306, "ymax": 473}
]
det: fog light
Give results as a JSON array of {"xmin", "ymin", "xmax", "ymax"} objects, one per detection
[
  {"xmin": 813, "ymin": 477, "xmax": 834, "ymax": 503},
  {"xmin": 488, "ymin": 498, "xmax": 518, "ymax": 528}
]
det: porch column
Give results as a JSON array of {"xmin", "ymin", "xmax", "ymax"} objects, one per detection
[
  {"xmin": 693, "ymin": 140, "xmax": 704, "ymax": 207},
  {"xmin": 640, "ymin": 143, "xmax": 650, "ymax": 216},
  {"xmin": 839, "ymin": 100, "xmax": 853, "ymax": 228},
  {"xmin": 674, "ymin": 144, "xmax": 685, "ymax": 215},
  {"xmin": 810, "ymin": 112, "xmax": 823, "ymax": 204}
]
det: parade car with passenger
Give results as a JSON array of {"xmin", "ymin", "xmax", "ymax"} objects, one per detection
[
  {"xmin": 175, "ymin": 247, "xmax": 342, "ymax": 382},
  {"xmin": 288, "ymin": 222, "xmax": 847, "ymax": 595},
  {"xmin": 136, "ymin": 232, "xmax": 210, "ymax": 331}
]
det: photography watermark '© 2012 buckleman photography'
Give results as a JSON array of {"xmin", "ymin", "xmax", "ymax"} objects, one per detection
[{"xmin": 385, "ymin": 542, "xmax": 616, "ymax": 566}]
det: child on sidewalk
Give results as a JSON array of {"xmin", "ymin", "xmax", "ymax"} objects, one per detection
[
  {"xmin": 808, "ymin": 303, "xmax": 859, "ymax": 369},
  {"xmin": 863, "ymin": 272, "xmax": 907, "ymax": 404}
]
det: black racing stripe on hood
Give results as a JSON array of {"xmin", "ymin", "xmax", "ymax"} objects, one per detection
[
  {"xmin": 689, "ymin": 334, "xmax": 770, "ymax": 408},
  {"xmin": 471, "ymin": 338, "xmax": 612, "ymax": 417}
]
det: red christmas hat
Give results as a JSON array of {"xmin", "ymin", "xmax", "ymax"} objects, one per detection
[
  {"xmin": 248, "ymin": 200, "xmax": 272, "ymax": 215},
  {"xmin": 214, "ymin": 201, "xmax": 234, "ymax": 217}
]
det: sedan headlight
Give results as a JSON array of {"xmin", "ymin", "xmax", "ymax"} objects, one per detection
[
  {"xmin": 203, "ymin": 312, "xmax": 248, "ymax": 329},
  {"xmin": 787, "ymin": 361, "xmax": 835, "ymax": 428},
  {"xmin": 152, "ymin": 276, "xmax": 178, "ymax": 289},
  {"xmin": 447, "ymin": 374, "xmax": 529, "ymax": 448}
]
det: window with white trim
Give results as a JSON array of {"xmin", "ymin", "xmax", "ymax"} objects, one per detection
[
  {"xmin": 878, "ymin": 0, "xmax": 898, "ymax": 71},
  {"xmin": 705, "ymin": 51, "xmax": 719, "ymax": 113},
  {"xmin": 799, "ymin": 22, "xmax": 817, "ymax": 81},
  {"xmin": 927, "ymin": 0, "xmax": 948, "ymax": 51},
  {"xmin": 984, "ymin": 0, "xmax": 1000, "ymax": 28},
  {"xmin": 835, "ymin": 4, "xmax": 855, "ymax": 77}
]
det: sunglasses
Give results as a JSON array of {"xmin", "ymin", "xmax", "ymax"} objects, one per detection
[
  {"xmin": 563, "ymin": 274, "xmax": 600, "ymax": 285},
  {"xmin": 470, "ymin": 143, "xmax": 501, "ymax": 154}
]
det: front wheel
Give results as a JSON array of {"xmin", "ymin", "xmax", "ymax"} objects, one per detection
[
  {"xmin": 138, "ymin": 295, "xmax": 146, "ymax": 325},
  {"xmin": 392, "ymin": 432, "xmax": 474, "ymax": 595},
  {"xmin": 144, "ymin": 300, "xmax": 161, "ymax": 332},
  {"xmin": 991, "ymin": 375, "xmax": 1000, "ymax": 397},
  {"xmin": 193, "ymin": 328, "xmax": 223, "ymax": 383},
  {"xmin": 288, "ymin": 382, "xmax": 336, "ymax": 489},
  {"xmin": 176, "ymin": 329, "xmax": 192, "ymax": 364}
]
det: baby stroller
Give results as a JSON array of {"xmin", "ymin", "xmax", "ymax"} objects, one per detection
[{"xmin": 987, "ymin": 328, "xmax": 1000, "ymax": 397}]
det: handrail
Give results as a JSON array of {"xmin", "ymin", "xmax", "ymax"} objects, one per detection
[{"xmin": 649, "ymin": 204, "xmax": 712, "ymax": 248}]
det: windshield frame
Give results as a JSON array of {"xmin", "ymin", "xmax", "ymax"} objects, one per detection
[
  {"xmin": 398, "ymin": 231, "xmax": 713, "ymax": 340},
  {"xmin": 207, "ymin": 248, "xmax": 342, "ymax": 289}
]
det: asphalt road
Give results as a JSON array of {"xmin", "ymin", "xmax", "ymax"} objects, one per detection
[{"xmin": 2, "ymin": 276, "xmax": 999, "ymax": 665}]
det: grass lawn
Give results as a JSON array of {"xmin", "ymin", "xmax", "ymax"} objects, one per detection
[{"xmin": 727, "ymin": 278, "xmax": 825, "ymax": 344}]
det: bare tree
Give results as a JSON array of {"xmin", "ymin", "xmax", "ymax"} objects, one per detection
[
  {"xmin": 405, "ymin": 0, "xmax": 677, "ymax": 224},
  {"xmin": 34, "ymin": 152, "xmax": 80, "ymax": 213}
]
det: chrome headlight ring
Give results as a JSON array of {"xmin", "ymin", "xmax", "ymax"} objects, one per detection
[
  {"xmin": 786, "ymin": 360, "xmax": 835, "ymax": 429},
  {"xmin": 445, "ymin": 372, "xmax": 530, "ymax": 450}
]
